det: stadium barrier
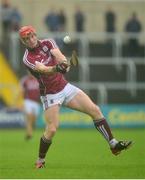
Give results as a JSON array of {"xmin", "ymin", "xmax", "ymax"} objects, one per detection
[
  {"xmin": 0, "ymin": 104, "xmax": 144, "ymax": 128},
  {"xmin": 0, "ymin": 107, "xmax": 25, "ymax": 128},
  {"xmin": 36, "ymin": 104, "xmax": 145, "ymax": 128}
]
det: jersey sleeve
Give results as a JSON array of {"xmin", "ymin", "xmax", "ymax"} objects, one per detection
[{"xmin": 23, "ymin": 50, "xmax": 35, "ymax": 70}]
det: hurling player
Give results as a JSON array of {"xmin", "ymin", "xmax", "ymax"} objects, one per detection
[
  {"xmin": 20, "ymin": 72, "xmax": 40, "ymax": 140},
  {"xmin": 19, "ymin": 25, "xmax": 132, "ymax": 168}
]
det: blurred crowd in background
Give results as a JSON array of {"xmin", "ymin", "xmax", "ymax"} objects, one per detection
[
  {"xmin": 0, "ymin": 0, "xmax": 143, "ymax": 33},
  {"xmin": 0, "ymin": 0, "xmax": 143, "ymax": 51}
]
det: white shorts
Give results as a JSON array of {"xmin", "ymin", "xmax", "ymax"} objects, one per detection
[
  {"xmin": 40, "ymin": 83, "xmax": 80, "ymax": 110},
  {"xmin": 24, "ymin": 99, "xmax": 40, "ymax": 116}
]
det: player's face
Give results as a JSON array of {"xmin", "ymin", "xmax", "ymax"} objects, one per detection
[{"xmin": 21, "ymin": 33, "xmax": 38, "ymax": 48}]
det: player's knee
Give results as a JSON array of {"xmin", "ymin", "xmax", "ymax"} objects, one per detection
[
  {"xmin": 95, "ymin": 105, "xmax": 101, "ymax": 113},
  {"xmin": 49, "ymin": 126, "xmax": 57, "ymax": 136},
  {"xmin": 45, "ymin": 123, "xmax": 58, "ymax": 136},
  {"xmin": 50, "ymin": 129, "xmax": 57, "ymax": 136},
  {"xmin": 90, "ymin": 105, "xmax": 103, "ymax": 119}
]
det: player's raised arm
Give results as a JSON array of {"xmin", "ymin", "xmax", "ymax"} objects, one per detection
[
  {"xmin": 34, "ymin": 61, "xmax": 56, "ymax": 74},
  {"xmin": 50, "ymin": 48, "xmax": 67, "ymax": 63},
  {"xmin": 50, "ymin": 48, "xmax": 70, "ymax": 73},
  {"xmin": 34, "ymin": 48, "xmax": 70, "ymax": 74},
  {"xmin": 34, "ymin": 57, "xmax": 69, "ymax": 74}
]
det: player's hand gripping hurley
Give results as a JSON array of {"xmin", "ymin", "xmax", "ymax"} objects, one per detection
[{"xmin": 56, "ymin": 50, "xmax": 79, "ymax": 73}]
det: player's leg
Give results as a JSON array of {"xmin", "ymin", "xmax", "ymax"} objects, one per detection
[
  {"xmin": 36, "ymin": 104, "xmax": 60, "ymax": 168},
  {"xmin": 66, "ymin": 90, "xmax": 115, "ymax": 142},
  {"xmin": 25, "ymin": 113, "xmax": 36, "ymax": 140},
  {"xmin": 24, "ymin": 100, "xmax": 37, "ymax": 140},
  {"xmin": 66, "ymin": 90, "xmax": 132, "ymax": 155}
]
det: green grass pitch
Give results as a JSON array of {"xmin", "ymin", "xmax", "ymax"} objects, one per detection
[{"xmin": 0, "ymin": 128, "xmax": 145, "ymax": 179}]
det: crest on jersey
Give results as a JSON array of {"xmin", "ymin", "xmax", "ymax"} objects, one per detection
[{"xmin": 42, "ymin": 46, "xmax": 48, "ymax": 52}]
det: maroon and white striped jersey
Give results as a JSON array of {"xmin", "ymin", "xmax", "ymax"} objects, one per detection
[
  {"xmin": 21, "ymin": 75, "xmax": 40, "ymax": 102},
  {"xmin": 23, "ymin": 39, "xmax": 68, "ymax": 95}
]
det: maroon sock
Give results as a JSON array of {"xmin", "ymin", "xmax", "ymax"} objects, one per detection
[
  {"xmin": 93, "ymin": 118, "xmax": 113, "ymax": 142},
  {"xmin": 39, "ymin": 135, "xmax": 52, "ymax": 159}
]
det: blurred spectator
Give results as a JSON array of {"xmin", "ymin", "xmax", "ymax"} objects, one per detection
[
  {"xmin": 57, "ymin": 9, "xmax": 67, "ymax": 32},
  {"xmin": 44, "ymin": 9, "xmax": 59, "ymax": 32},
  {"xmin": 105, "ymin": 6, "xmax": 116, "ymax": 33},
  {"xmin": 125, "ymin": 12, "xmax": 142, "ymax": 33},
  {"xmin": 1, "ymin": 0, "xmax": 22, "ymax": 58},
  {"xmin": 74, "ymin": 6, "xmax": 85, "ymax": 32},
  {"xmin": 124, "ymin": 12, "xmax": 142, "ymax": 57},
  {"xmin": 1, "ymin": 0, "xmax": 13, "ymax": 41},
  {"xmin": 11, "ymin": 7, "xmax": 22, "ymax": 32},
  {"xmin": 1, "ymin": 0, "xmax": 13, "ymax": 57}
]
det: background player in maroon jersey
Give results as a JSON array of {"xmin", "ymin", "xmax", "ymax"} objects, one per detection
[
  {"xmin": 20, "ymin": 71, "xmax": 40, "ymax": 140},
  {"xmin": 19, "ymin": 25, "xmax": 132, "ymax": 168}
]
